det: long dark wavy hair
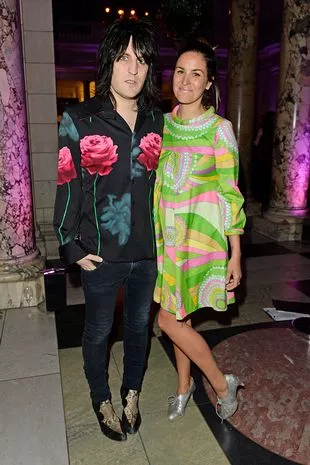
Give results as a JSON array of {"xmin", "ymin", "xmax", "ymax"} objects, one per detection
[
  {"xmin": 96, "ymin": 18, "xmax": 160, "ymax": 111},
  {"xmin": 176, "ymin": 38, "xmax": 219, "ymax": 110}
]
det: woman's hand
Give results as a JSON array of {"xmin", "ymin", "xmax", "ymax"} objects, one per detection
[
  {"xmin": 225, "ymin": 255, "xmax": 242, "ymax": 290},
  {"xmin": 77, "ymin": 254, "xmax": 103, "ymax": 271}
]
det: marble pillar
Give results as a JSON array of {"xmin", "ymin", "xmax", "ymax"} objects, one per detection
[
  {"xmin": 227, "ymin": 0, "xmax": 259, "ymax": 209},
  {"xmin": 254, "ymin": 0, "xmax": 310, "ymax": 241},
  {"xmin": 0, "ymin": 0, "xmax": 45, "ymax": 309},
  {"xmin": 21, "ymin": 0, "xmax": 59, "ymax": 260}
]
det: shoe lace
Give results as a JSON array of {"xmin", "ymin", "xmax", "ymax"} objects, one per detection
[
  {"xmin": 215, "ymin": 393, "xmax": 238, "ymax": 423},
  {"xmin": 167, "ymin": 395, "xmax": 178, "ymax": 405},
  {"xmin": 215, "ymin": 400, "xmax": 224, "ymax": 422}
]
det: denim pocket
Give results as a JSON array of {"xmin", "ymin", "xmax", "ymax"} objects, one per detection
[{"xmin": 82, "ymin": 260, "xmax": 107, "ymax": 274}]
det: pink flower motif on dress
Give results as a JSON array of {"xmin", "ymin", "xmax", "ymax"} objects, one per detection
[
  {"xmin": 137, "ymin": 132, "xmax": 162, "ymax": 171},
  {"xmin": 80, "ymin": 135, "xmax": 118, "ymax": 176},
  {"xmin": 57, "ymin": 146, "xmax": 77, "ymax": 185}
]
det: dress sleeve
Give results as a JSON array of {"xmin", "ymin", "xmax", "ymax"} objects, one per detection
[
  {"xmin": 214, "ymin": 119, "xmax": 246, "ymax": 235},
  {"xmin": 53, "ymin": 111, "xmax": 86, "ymax": 265}
]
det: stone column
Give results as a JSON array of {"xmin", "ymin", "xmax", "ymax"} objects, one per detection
[
  {"xmin": 254, "ymin": 0, "xmax": 310, "ymax": 241},
  {"xmin": 21, "ymin": 0, "xmax": 59, "ymax": 259},
  {"xmin": 0, "ymin": 0, "xmax": 45, "ymax": 309},
  {"xmin": 226, "ymin": 0, "xmax": 259, "ymax": 206}
]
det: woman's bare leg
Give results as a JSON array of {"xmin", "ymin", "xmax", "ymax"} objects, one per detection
[
  {"xmin": 158, "ymin": 309, "xmax": 228, "ymax": 398},
  {"xmin": 173, "ymin": 319, "xmax": 192, "ymax": 394}
]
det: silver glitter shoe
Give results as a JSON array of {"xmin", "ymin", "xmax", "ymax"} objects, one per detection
[
  {"xmin": 167, "ymin": 378, "xmax": 196, "ymax": 420},
  {"xmin": 216, "ymin": 374, "xmax": 244, "ymax": 423}
]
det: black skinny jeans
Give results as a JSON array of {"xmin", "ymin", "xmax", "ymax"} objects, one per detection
[{"xmin": 82, "ymin": 259, "xmax": 157, "ymax": 403}]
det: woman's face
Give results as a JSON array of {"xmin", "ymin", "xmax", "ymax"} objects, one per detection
[{"xmin": 173, "ymin": 51, "xmax": 212, "ymax": 107}]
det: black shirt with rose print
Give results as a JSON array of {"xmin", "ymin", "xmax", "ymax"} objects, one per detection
[{"xmin": 53, "ymin": 96, "xmax": 163, "ymax": 265}]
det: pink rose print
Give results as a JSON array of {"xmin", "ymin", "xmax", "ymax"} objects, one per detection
[
  {"xmin": 137, "ymin": 132, "xmax": 162, "ymax": 171},
  {"xmin": 80, "ymin": 135, "xmax": 118, "ymax": 176},
  {"xmin": 57, "ymin": 147, "xmax": 78, "ymax": 185}
]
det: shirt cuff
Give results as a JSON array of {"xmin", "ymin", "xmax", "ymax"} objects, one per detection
[
  {"xmin": 59, "ymin": 240, "xmax": 88, "ymax": 265},
  {"xmin": 225, "ymin": 229, "xmax": 244, "ymax": 236}
]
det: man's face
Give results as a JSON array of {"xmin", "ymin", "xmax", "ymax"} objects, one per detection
[{"xmin": 110, "ymin": 37, "xmax": 149, "ymax": 103}]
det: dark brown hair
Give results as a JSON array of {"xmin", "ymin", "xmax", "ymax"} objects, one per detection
[{"xmin": 176, "ymin": 38, "xmax": 219, "ymax": 109}]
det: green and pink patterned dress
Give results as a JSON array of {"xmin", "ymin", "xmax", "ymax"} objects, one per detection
[{"xmin": 154, "ymin": 106, "xmax": 246, "ymax": 320}]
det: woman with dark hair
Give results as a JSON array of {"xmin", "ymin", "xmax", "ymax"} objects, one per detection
[
  {"xmin": 54, "ymin": 17, "xmax": 163, "ymax": 441},
  {"xmin": 154, "ymin": 39, "xmax": 246, "ymax": 421}
]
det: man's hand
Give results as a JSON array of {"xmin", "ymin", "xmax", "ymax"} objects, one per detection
[{"xmin": 77, "ymin": 254, "xmax": 103, "ymax": 271}]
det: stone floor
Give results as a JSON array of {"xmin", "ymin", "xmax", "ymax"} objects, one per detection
[
  {"xmin": 0, "ymin": 231, "xmax": 310, "ymax": 465},
  {"xmin": 204, "ymin": 327, "xmax": 310, "ymax": 464}
]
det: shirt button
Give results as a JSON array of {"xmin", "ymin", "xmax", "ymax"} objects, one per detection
[
  {"xmin": 132, "ymin": 200, "xmax": 136, "ymax": 205},
  {"xmin": 132, "ymin": 222, "xmax": 135, "ymax": 226}
]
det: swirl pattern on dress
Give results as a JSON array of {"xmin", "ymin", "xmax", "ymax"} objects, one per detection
[{"xmin": 198, "ymin": 274, "xmax": 227, "ymax": 311}]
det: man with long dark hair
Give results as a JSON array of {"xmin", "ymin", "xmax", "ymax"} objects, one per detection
[{"xmin": 54, "ymin": 18, "xmax": 163, "ymax": 441}]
